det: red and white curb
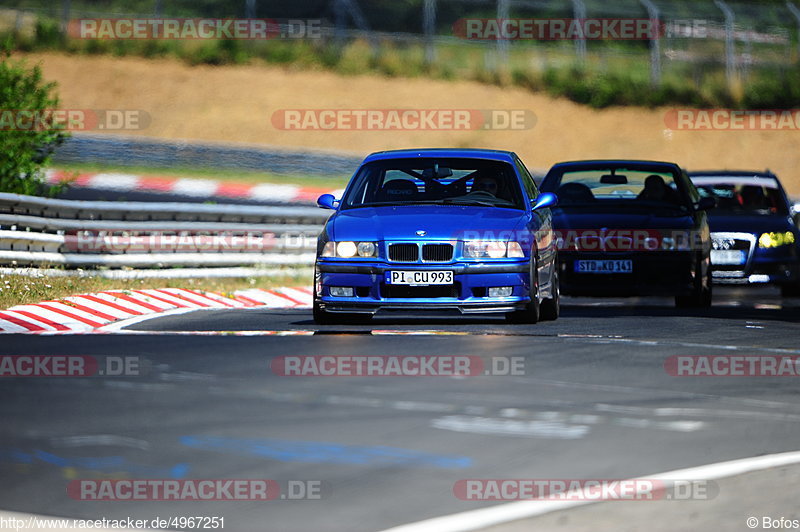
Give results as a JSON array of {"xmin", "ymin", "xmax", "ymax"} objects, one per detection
[
  {"xmin": 46, "ymin": 169, "xmax": 343, "ymax": 204},
  {"xmin": 0, "ymin": 287, "xmax": 312, "ymax": 334}
]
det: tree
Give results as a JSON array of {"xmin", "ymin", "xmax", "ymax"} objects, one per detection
[{"xmin": 0, "ymin": 42, "xmax": 69, "ymax": 196}]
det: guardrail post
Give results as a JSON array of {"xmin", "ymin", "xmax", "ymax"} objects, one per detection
[
  {"xmin": 714, "ymin": 0, "xmax": 737, "ymax": 88},
  {"xmin": 496, "ymin": 0, "xmax": 510, "ymax": 69},
  {"xmin": 640, "ymin": 0, "xmax": 662, "ymax": 86},
  {"xmin": 423, "ymin": 0, "xmax": 437, "ymax": 65},
  {"xmin": 61, "ymin": 0, "xmax": 71, "ymax": 33},
  {"xmin": 333, "ymin": 0, "xmax": 347, "ymax": 46},
  {"xmin": 571, "ymin": 0, "xmax": 587, "ymax": 64},
  {"xmin": 245, "ymin": 0, "xmax": 256, "ymax": 19},
  {"xmin": 787, "ymin": 2, "xmax": 800, "ymax": 60}
]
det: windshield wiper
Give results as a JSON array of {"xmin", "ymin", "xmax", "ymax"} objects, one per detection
[
  {"xmin": 442, "ymin": 199, "xmax": 498, "ymax": 207},
  {"xmin": 352, "ymin": 200, "xmax": 448, "ymax": 208}
]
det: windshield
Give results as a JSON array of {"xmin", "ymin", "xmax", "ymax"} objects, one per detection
[
  {"xmin": 341, "ymin": 158, "xmax": 525, "ymax": 210},
  {"xmin": 544, "ymin": 167, "xmax": 689, "ymax": 211},
  {"xmin": 691, "ymin": 177, "xmax": 788, "ymax": 216}
]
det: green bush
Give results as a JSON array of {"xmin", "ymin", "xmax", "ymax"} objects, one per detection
[
  {"xmin": 33, "ymin": 18, "xmax": 64, "ymax": 49},
  {"xmin": 0, "ymin": 45, "xmax": 69, "ymax": 196},
  {"xmin": 742, "ymin": 67, "xmax": 800, "ymax": 108},
  {"xmin": 336, "ymin": 39, "xmax": 373, "ymax": 75}
]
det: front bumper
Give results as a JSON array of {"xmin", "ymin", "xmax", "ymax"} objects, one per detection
[
  {"xmin": 710, "ymin": 231, "xmax": 800, "ymax": 286},
  {"xmin": 315, "ymin": 259, "xmax": 532, "ymax": 315},
  {"xmin": 712, "ymin": 248, "xmax": 800, "ymax": 285},
  {"xmin": 559, "ymin": 251, "xmax": 699, "ymax": 297}
]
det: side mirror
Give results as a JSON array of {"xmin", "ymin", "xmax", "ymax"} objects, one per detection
[
  {"xmin": 696, "ymin": 197, "xmax": 716, "ymax": 211},
  {"xmin": 317, "ymin": 193, "xmax": 338, "ymax": 210},
  {"xmin": 532, "ymin": 192, "xmax": 558, "ymax": 211}
]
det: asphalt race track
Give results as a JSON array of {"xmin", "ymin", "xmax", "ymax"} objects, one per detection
[{"xmin": 1, "ymin": 286, "xmax": 799, "ymax": 531}]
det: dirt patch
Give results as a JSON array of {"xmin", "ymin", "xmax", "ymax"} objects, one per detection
[{"xmin": 21, "ymin": 52, "xmax": 800, "ymax": 195}]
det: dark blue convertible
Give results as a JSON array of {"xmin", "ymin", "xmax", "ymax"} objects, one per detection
[
  {"xmin": 689, "ymin": 171, "xmax": 800, "ymax": 297},
  {"xmin": 539, "ymin": 160, "xmax": 714, "ymax": 307},
  {"xmin": 314, "ymin": 148, "xmax": 559, "ymax": 324}
]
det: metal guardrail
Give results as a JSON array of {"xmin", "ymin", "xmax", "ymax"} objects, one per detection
[
  {"xmin": 0, "ymin": 192, "xmax": 329, "ymax": 268},
  {"xmin": 1, "ymin": 192, "xmax": 796, "ymax": 270}
]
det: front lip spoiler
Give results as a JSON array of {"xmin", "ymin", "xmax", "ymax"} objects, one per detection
[
  {"xmin": 318, "ymin": 301, "xmax": 529, "ymax": 315},
  {"xmin": 316, "ymin": 262, "xmax": 529, "ymax": 274}
]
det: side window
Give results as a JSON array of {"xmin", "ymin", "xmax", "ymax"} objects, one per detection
[{"xmin": 515, "ymin": 157, "xmax": 538, "ymax": 200}]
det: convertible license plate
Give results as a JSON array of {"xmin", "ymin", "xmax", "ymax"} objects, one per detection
[
  {"xmin": 386, "ymin": 271, "xmax": 453, "ymax": 285},
  {"xmin": 574, "ymin": 260, "xmax": 633, "ymax": 274},
  {"xmin": 710, "ymin": 249, "xmax": 746, "ymax": 266}
]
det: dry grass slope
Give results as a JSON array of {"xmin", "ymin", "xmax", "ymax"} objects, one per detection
[{"xmin": 24, "ymin": 52, "xmax": 800, "ymax": 195}]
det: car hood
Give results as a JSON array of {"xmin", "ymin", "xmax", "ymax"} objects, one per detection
[
  {"xmin": 329, "ymin": 205, "xmax": 526, "ymax": 241},
  {"xmin": 707, "ymin": 213, "xmax": 796, "ymax": 235},
  {"xmin": 551, "ymin": 207, "xmax": 696, "ymax": 231}
]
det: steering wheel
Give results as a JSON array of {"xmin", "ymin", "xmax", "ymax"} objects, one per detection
[{"xmin": 465, "ymin": 190, "xmax": 497, "ymax": 199}]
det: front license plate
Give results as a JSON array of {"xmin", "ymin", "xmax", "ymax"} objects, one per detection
[
  {"xmin": 386, "ymin": 271, "xmax": 453, "ymax": 285},
  {"xmin": 711, "ymin": 249, "xmax": 746, "ymax": 266},
  {"xmin": 574, "ymin": 260, "xmax": 633, "ymax": 274}
]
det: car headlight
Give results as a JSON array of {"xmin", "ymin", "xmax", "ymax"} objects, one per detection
[
  {"xmin": 337, "ymin": 241, "xmax": 358, "ymax": 258},
  {"xmin": 357, "ymin": 242, "xmax": 376, "ymax": 257},
  {"xmin": 464, "ymin": 241, "xmax": 523, "ymax": 259},
  {"xmin": 758, "ymin": 231, "xmax": 796, "ymax": 248},
  {"xmin": 320, "ymin": 241, "xmax": 378, "ymax": 258}
]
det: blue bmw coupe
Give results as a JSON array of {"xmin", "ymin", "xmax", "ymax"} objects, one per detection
[{"xmin": 313, "ymin": 148, "xmax": 559, "ymax": 324}]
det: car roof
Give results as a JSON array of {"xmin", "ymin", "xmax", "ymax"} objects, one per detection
[
  {"xmin": 688, "ymin": 171, "xmax": 782, "ymax": 190},
  {"xmin": 363, "ymin": 148, "xmax": 517, "ymax": 163},
  {"xmin": 689, "ymin": 170, "xmax": 776, "ymax": 177},
  {"xmin": 548, "ymin": 159, "xmax": 681, "ymax": 170}
]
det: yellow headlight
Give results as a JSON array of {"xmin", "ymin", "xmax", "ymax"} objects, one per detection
[{"xmin": 758, "ymin": 231, "xmax": 796, "ymax": 248}]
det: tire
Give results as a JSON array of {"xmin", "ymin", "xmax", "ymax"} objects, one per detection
[
  {"xmin": 313, "ymin": 300, "xmax": 339, "ymax": 325},
  {"xmin": 539, "ymin": 270, "xmax": 560, "ymax": 321},
  {"xmin": 675, "ymin": 259, "xmax": 712, "ymax": 308},
  {"xmin": 313, "ymin": 301, "xmax": 372, "ymax": 325},
  {"xmin": 506, "ymin": 260, "xmax": 540, "ymax": 324}
]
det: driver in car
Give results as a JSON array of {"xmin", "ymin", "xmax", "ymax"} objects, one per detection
[
  {"xmin": 471, "ymin": 175, "xmax": 500, "ymax": 196},
  {"xmin": 638, "ymin": 174, "xmax": 677, "ymax": 203}
]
